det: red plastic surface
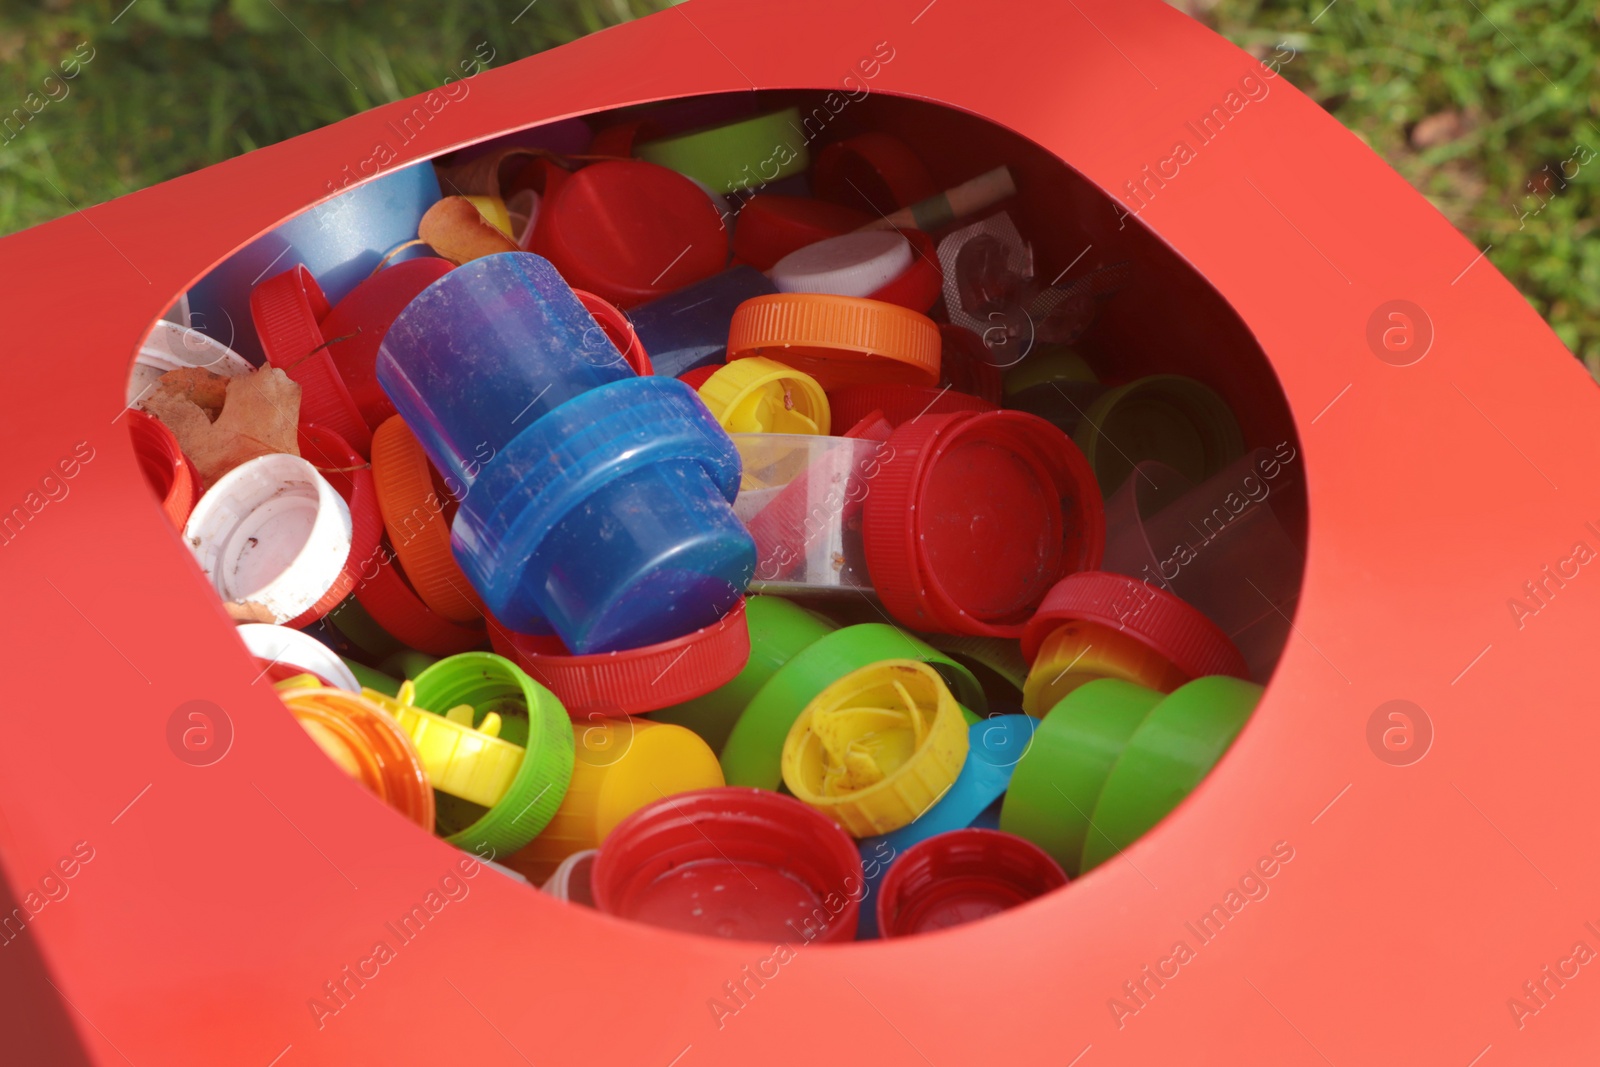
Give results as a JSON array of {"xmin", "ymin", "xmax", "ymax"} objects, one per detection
[
  {"xmin": 3, "ymin": 0, "xmax": 1597, "ymax": 1063},
  {"xmin": 876, "ymin": 828, "xmax": 1068, "ymax": 939}
]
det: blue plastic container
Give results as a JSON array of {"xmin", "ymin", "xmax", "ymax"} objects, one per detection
[
  {"xmin": 377, "ymin": 253, "xmax": 632, "ymax": 490},
  {"xmin": 626, "ymin": 266, "xmax": 777, "ymax": 379},
  {"xmin": 855, "ymin": 714, "xmax": 1038, "ymax": 939},
  {"xmin": 378, "ymin": 253, "xmax": 755, "ymax": 653},
  {"xmin": 188, "ymin": 162, "xmax": 440, "ymax": 363}
]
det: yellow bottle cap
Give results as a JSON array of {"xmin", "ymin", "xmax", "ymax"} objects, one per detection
[
  {"xmin": 1021, "ymin": 621, "xmax": 1190, "ymax": 717},
  {"xmin": 781, "ymin": 659, "xmax": 969, "ymax": 837},
  {"xmin": 464, "ymin": 195, "xmax": 514, "ymax": 240},
  {"xmin": 362, "ymin": 682, "xmax": 527, "ymax": 808},
  {"xmin": 697, "ymin": 357, "xmax": 831, "ymax": 435},
  {"xmin": 504, "ymin": 718, "xmax": 725, "ymax": 883}
]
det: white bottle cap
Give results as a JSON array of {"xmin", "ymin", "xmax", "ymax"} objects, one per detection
[
  {"xmin": 185, "ymin": 454, "xmax": 353, "ymax": 624},
  {"xmin": 236, "ymin": 623, "xmax": 361, "ymax": 691},
  {"xmin": 129, "ymin": 320, "xmax": 253, "ymax": 408},
  {"xmin": 769, "ymin": 231, "xmax": 913, "ymax": 297}
]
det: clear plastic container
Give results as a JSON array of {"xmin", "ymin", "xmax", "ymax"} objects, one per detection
[
  {"xmin": 733, "ymin": 433, "xmax": 892, "ymax": 596},
  {"xmin": 1101, "ymin": 447, "xmax": 1302, "ymax": 681}
]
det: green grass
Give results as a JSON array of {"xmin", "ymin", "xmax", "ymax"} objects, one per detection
[{"xmin": 2, "ymin": 0, "xmax": 1594, "ymax": 369}]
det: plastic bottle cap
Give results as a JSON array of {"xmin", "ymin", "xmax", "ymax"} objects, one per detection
[
  {"xmin": 591, "ymin": 787, "xmax": 862, "ymax": 942},
  {"xmin": 697, "ymin": 357, "xmax": 831, "ymax": 435},
  {"xmin": 865, "ymin": 229, "xmax": 943, "ymax": 313},
  {"xmin": 853, "ymin": 714, "xmax": 1039, "ymax": 937},
  {"xmin": 410, "ymin": 652, "xmax": 576, "ymax": 856},
  {"xmin": 862, "ymin": 410, "xmax": 1105, "ymax": 637},
  {"xmin": 128, "ymin": 320, "xmax": 252, "ymax": 409},
  {"xmin": 731, "ymin": 195, "xmax": 874, "ymax": 271},
  {"xmin": 677, "ymin": 365, "xmax": 720, "ymax": 391},
  {"xmin": 572, "ymin": 289, "xmax": 653, "ymax": 376},
  {"xmin": 720, "ymin": 624, "xmax": 987, "ymax": 791},
  {"xmin": 1002, "ymin": 344, "xmax": 1099, "ymax": 399},
  {"xmin": 318, "ymin": 257, "xmax": 455, "ymax": 430},
  {"xmin": 1081, "ymin": 676, "xmax": 1263, "ymax": 873},
  {"xmin": 285, "ymin": 425, "xmax": 386, "ymax": 628},
  {"xmin": 727, "ymin": 293, "xmax": 941, "ymax": 391},
  {"xmin": 540, "ymin": 848, "xmax": 597, "ymax": 906},
  {"xmin": 876, "ymin": 828, "xmax": 1067, "ymax": 939},
  {"xmin": 184, "ymin": 453, "xmax": 353, "ymax": 624},
  {"xmin": 250, "ymin": 266, "xmax": 374, "ymax": 457},
  {"xmin": 485, "ymin": 600, "xmax": 751, "ymax": 717},
  {"xmin": 353, "ymin": 543, "xmax": 488, "ymax": 657},
  {"xmin": 502, "ymin": 718, "xmax": 724, "ymax": 884},
  {"xmin": 813, "ymin": 132, "xmax": 939, "ymax": 215},
  {"xmin": 1021, "ymin": 620, "xmax": 1193, "ymax": 717},
  {"xmin": 531, "ymin": 160, "xmax": 727, "ymax": 308},
  {"xmin": 371, "ymin": 416, "xmax": 484, "ymax": 624},
  {"xmin": 381, "ymin": 683, "xmax": 528, "ymax": 809},
  {"xmin": 636, "ymin": 108, "xmax": 809, "ymax": 193},
  {"xmin": 1072, "ymin": 374, "xmax": 1245, "ymax": 495},
  {"xmin": 649, "ymin": 595, "xmax": 836, "ymax": 754},
  {"xmin": 999, "ymin": 678, "xmax": 1163, "ymax": 875},
  {"xmin": 1021, "ymin": 572, "xmax": 1249, "ymax": 683},
  {"xmin": 588, "ymin": 119, "xmax": 664, "ymax": 159},
  {"xmin": 770, "ymin": 232, "xmax": 913, "ymax": 297},
  {"xmin": 128, "ymin": 410, "xmax": 198, "ymax": 528},
  {"xmin": 627, "ymin": 266, "xmax": 779, "ymax": 380},
  {"xmin": 826, "ymin": 383, "xmax": 997, "ymax": 431},
  {"xmin": 781, "ymin": 660, "xmax": 970, "ymax": 837},
  {"xmin": 278, "ymin": 685, "xmax": 435, "ymax": 830},
  {"xmin": 237, "ymin": 623, "xmax": 360, "ymax": 692}
]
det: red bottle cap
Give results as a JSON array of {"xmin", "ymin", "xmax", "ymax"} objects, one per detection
[
  {"xmin": 318, "ymin": 257, "xmax": 454, "ymax": 430},
  {"xmin": 677, "ymin": 364, "xmax": 720, "ymax": 391},
  {"xmin": 939, "ymin": 325, "xmax": 1004, "ymax": 405},
  {"xmin": 876, "ymin": 828, "xmax": 1068, "ymax": 939},
  {"xmin": 572, "ymin": 289, "xmax": 652, "ymax": 376},
  {"xmin": 592, "ymin": 787, "xmax": 863, "ymax": 943},
  {"xmin": 250, "ymin": 266, "xmax": 373, "ymax": 457},
  {"xmin": 843, "ymin": 410, "xmax": 895, "ymax": 441},
  {"xmin": 588, "ymin": 119, "xmax": 666, "ymax": 159},
  {"xmin": 128, "ymin": 410, "xmax": 198, "ymax": 529},
  {"xmin": 486, "ymin": 600, "xmax": 750, "ymax": 717},
  {"xmin": 285, "ymin": 426, "xmax": 385, "ymax": 629},
  {"xmin": 1020, "ymin": 571, "xmax": 1249, "ymax": 679},
  {"xmin": 353, "ymin": 542, "xmax": 486, "ymax": 657},
  {"xmin": 730, "ymin": 195, "xmax": 873, "ymax": 271},
  {"xmin": 531, "ymin": 159, "xmax": 727, "ymax": 308},
  {"xmin": 864, "ymin": 229, "xmax": 942, "ymax": 313},
  {"xmin": 813, "ymin": 132, "xmax": 939, "ymax": 215},
  {"xmin": 827, "ymin": 383, "xmax": 997, "ymax": 431},
  {"xmin": 863, "ymin": 410, "xmax": 1105, "ymax": 638}
]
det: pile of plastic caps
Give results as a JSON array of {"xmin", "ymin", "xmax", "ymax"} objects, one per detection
[{"xmin": 129, "ymin": 100, "xmax": 1305, "ymax": 942}]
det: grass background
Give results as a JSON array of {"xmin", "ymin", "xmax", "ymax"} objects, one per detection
[{"xmin": 1, "ymin": 0, "xmax": 1594, "ymax": 369}]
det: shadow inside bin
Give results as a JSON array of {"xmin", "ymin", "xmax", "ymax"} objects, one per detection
[{"xmin": 123, "ymin": 87, "xmax": 1306, "ymax": 942}]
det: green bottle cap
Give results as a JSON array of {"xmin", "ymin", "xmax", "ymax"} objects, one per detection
[
  {"xmin": 720, "ymin": 623, "xmax": 985, "ymax": 790},
  {"xmin": 636, "ymin": 107, "xmax": 809, "ymax": 193},
  {"xmin": 412, "ymin": 653, "xmax": 576, "ymax": 858},
  {"xmin": 1081, "ymin": 676, "xmax": 1262, "ymax": 873}
]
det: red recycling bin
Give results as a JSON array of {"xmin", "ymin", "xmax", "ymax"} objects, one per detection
[{"xmin": 2, "ymin": 0, "xmax": 1596, "ymax": 1063}]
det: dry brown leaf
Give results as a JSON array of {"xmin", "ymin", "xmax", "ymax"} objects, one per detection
[
  {"xmin": 436, "ymin": 146, "xmax": 541, "ymax": 198},
  {"xmin": 144, "ymin": 366, "xmax": 301, "ymax": 489},
  {"xmin": 419, "ymin": 196, "xmax": 521, "ymax": 265},
  {"xmin": 149, "ymin": 365, "xmax": 230, "ymax": 419}
]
